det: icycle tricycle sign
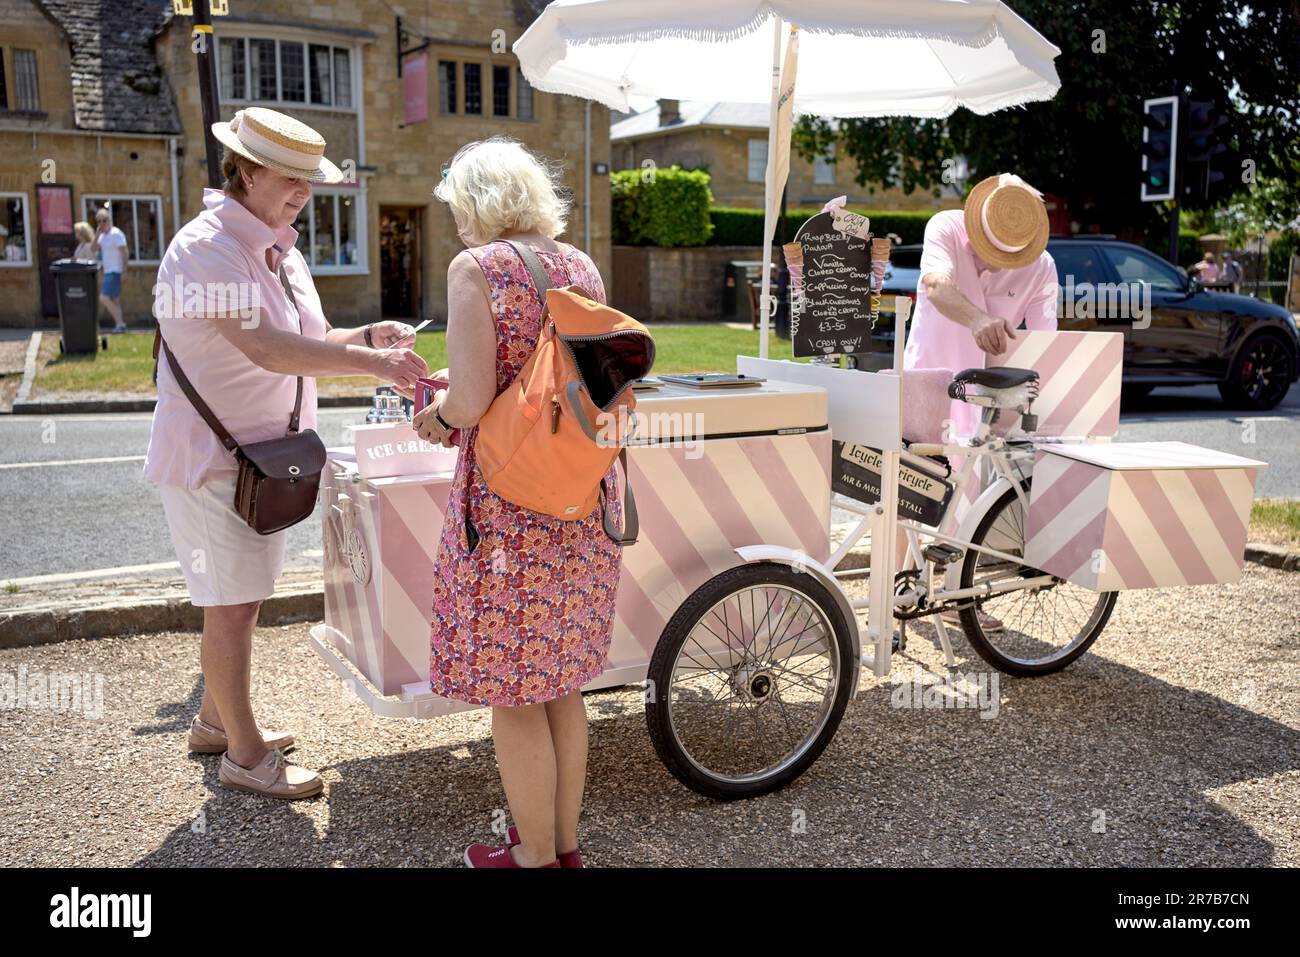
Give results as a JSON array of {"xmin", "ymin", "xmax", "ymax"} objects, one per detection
[{"xmin": 832, "ymin": 440, "xmax": 953, "ymax": 527}]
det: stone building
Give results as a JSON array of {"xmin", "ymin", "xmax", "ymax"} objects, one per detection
[
  {"xmin": 0, "ymin": 0, "xmax": 610, "ymax": 328},
  {"xmin": 610, "ymin": 99, "xmax": 960, "ymax": 211}
]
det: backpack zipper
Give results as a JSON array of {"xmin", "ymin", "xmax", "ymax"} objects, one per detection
[{"xmin": 558, "ymin": 329, "xmax": 656, "ymax": 412}]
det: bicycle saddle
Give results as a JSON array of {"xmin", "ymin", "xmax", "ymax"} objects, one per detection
[{"xmin": 951, "ymin": 366, "xmax": 1040, "ymax": 389}]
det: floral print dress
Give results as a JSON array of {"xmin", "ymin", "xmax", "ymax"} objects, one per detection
[{"xmin": 429, "ymin": 240, "xmax": 624, "ymax": 707}]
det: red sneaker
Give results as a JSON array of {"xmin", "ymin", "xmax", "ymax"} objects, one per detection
[
  {"xmin": 463, "ymin": 842, "xmax": 559, "ymax": 868},
  {"xmin": 506, "ymin": 825, "xmax": 584, "ymax": 868}
]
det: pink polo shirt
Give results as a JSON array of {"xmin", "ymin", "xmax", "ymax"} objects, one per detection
[
  {"xmin": 143, "ymin": 188, "xmax": 326, "ymax": 489},
  {"xmin": 902, "ymin": 209, "xmax": 1058, "ymax": 437}
]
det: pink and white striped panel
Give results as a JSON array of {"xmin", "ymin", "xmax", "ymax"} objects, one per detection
[
  {"xmin": 939, "ymin": 331, "xmax": 1125, "ymax": 533},
  {"xmin": 323, "ymin": 463, "xmax": 453, "ymax": 696},
  {"xmin": 322, "ymin": 431, "xmax": 831, "ymax": 701},
  {"xmin": 1023, "ymin": 443, "xmax": 1263, "ymax": 591},
  {"xmin": 991, "ymin": 330, "xmax": 1123, "ymax": 439},
  {"xmin": 611, "ymin": 431, "xmax": 832, "ymax": 668}
]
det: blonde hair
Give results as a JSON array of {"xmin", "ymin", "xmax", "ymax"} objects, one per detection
[
  {"xmin": 74, "ymin": 221, "xmax": 94, "ymax": 244},
  {"xmin": 434, "ymin": 137, "xmax": 569, "ymax": 245}
]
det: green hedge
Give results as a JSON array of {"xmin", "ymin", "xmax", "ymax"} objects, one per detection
[
  {"xmin": 1140, "ymin": 230, "xmax": 1202, "ymax": 268},
  {"xmin": 708, "ymin": 206, "xmax": 935, "ymax": 247},
  {"xmin": 610, "ymin": 166, "xmax": 715, "ymax": 247},
  {"xmin": 1267, "ymin": 232, "xmax": 1299, "ymax": 281}
]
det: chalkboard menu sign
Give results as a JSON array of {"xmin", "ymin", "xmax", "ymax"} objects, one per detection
[{"xmin": 791, "ymin": 211, "xmax": 874, "ymax": 357}]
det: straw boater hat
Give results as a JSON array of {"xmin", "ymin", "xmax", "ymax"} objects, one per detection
[
  {"xmin": 963, "ymin": 173, "xmax": 1049, "ymax": 270},
  {"xmin": 211, "ymin": 107, "xmax": 344, "ymax": 184}
]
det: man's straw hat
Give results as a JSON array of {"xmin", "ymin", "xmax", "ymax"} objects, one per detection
[
  {"xmin": 212, "ymin": 107, "xmax": 344, "ymax": 184},
  {"xmin": 963, "ymin": 173, "xmax": 1049, "ymax": 270}
]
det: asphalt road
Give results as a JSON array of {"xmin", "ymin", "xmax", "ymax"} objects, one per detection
[
  {"xmin": 1, "ymin": 384, "xmax": 1297, "ymax": 581},
  {"xmin": 0, "ymin": 408, "xmax": 360, "ymax": 581}
]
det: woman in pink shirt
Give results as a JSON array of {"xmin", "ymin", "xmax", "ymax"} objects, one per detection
[{"xmin": 144, "ymin": 108, "xmax": 427, "ymax": 799}]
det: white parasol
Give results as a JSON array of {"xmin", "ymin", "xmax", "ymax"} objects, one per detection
[{"xmin": 515, "ymin": 0, "xmax": 1062, "ymax": 356}]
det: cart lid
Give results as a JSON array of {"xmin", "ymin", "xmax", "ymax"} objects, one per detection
[
  {"xmin": 630, "ymin": 378, "xmax": 827, "ymax": 442},
  {"xmin": 1034, "ymin": 440, "xmax": 1267, "ymax": 471}
]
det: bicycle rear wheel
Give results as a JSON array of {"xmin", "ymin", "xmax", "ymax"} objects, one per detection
[{"xmin": 957, "ymin": 485, "xmax": 1116, "ymax": 676}]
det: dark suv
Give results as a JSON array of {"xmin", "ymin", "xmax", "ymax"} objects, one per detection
[{"xmin": 865, "ymin": 238, "xmax": 1299, "ymax": 410}]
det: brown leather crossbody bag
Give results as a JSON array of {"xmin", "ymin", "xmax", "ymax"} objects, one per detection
[{"xmin": 160, "ymin": 259, "xmax": 326, "ymax": 535}]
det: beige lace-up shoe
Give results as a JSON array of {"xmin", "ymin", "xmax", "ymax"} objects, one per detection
[
  {"xmin": 218, "ymin": 748, "xmax": 323, "ymax": 800},
  {"xmin": 188, "ymin": 716, "xmax": 294, "ymax": 754}
]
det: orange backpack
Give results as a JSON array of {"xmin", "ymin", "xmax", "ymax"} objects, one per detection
[{"xmin": 474, "ymin": 240, "xmax": 655, "ymax": 545}]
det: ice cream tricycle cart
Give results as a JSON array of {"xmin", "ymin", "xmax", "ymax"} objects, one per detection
[
  {"xmin": 310, "ymin": 1, "xmax": 1266, "ymax": 801},
  {"xmin": 312, "ymin": 304, "xmax": 1265, "ymax": 801}
]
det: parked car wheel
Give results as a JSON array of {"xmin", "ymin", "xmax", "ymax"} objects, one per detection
[{"xmin": 1218, "ymin": 331, "xmax": 1295, "ymax": 410}]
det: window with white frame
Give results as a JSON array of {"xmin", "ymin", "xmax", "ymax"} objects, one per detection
[
  {"xmin": 81, "ymin": 196, "xmax": 163, "ymax": 263},
  {"xmin": 217, "ymin": 36, "xmax": 354, "ymax": 109},
  {"xmin": 516, "ymin": 68, "xmax": 533, "ymax": 120},
  {"xmin": 291, "ymin": 189, "xmax": 363, "ymax": 273},
  {"xmin": 747, "ymin": 139, "xmax": 768, "ymax": 183},
  {"xmin": 813, "ymin": 143, "xmax": 836, "ymax": 185},
  {"xmin": 0, "ymin": 193, "xmax": 32, "ymax": 266},
  {"xmin": 13, "ymin": 49, "xmax": 39, "ymax": 112}
]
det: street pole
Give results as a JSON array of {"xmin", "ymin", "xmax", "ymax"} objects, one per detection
[
  {"xmin": 193, "ymin": 0, "xmax": 223, "ymax": 190},
  {"xmin": 1169, "ymin": 198, "xmax": 1180, "ymax": 267},
  {"xmin": 156, "ymin": 0, "xmax": 224, "ymax": 380}
]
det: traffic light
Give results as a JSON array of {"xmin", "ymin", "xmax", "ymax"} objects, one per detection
[
  {"xmin": 1140, "ymin": 96, "xmax": 1179, "ymax": 202},
  {"xmin": 1183, "ymin": 98, "xmax": 1230, "ymax": 202}
]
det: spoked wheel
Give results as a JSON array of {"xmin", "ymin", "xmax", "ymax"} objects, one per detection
[
  {"xmin": 645, "ymin": 562, "xmax": 855, "ymax": 800},
  {"xmin": 957, "ymin": 485, "xmax": 1117, "ymax": 677}
]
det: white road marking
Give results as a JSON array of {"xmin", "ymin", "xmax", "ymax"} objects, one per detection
[
  {"xmin": 4, "ymin": 561, "xmax": 180, "ymax": 586},
  {"xmin": 14, "ymin": 331, "xmax": 40, "ymax": 404},
  {"xmin": 0, "ymin": 455, "xmax": 146, "ymax": 470}
]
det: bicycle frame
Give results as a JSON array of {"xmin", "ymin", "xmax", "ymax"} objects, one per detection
[{"xmin": 827, "ymin": 400, "xmax": 1053, "ymax": 670}]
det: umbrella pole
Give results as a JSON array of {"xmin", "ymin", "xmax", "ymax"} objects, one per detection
[{"xmin": 757, "ymin": 15, "xmax": 783, "ymax": 360}]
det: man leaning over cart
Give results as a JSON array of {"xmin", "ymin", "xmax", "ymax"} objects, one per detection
[{"xmin": 901, "ymin": 172, "xmax": 1057, "ymax": 631}]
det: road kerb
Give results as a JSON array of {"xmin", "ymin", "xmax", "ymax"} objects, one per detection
[{"xmin": 3, "ymin": 544, "xmax": 1294, "ymax": 650}]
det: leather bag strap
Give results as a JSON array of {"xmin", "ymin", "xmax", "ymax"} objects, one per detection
[
  {"xmin": 602, "ymin": 447, "xmax": 639, "ymax": 547},
  {"xmin": 161, "ymin": 335, "xmax": 240, "ymax": 453},
  {"xmin": 272, "ymin": 248, "xmax": 305, "ymax": 434}
]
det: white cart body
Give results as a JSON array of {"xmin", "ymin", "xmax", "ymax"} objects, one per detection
[{"xmin": 312, "ymin": 379, "xmax": 855, "ymax": 718}]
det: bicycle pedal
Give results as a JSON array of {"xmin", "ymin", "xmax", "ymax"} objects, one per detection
[{"xmin": 923, "ymin": 543, "xmax": 965, "ymax": 565}]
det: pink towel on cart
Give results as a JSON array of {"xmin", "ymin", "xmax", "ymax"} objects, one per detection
[{"xmin": 881, "ymin": 368, "xmax": 954, "ymax": 445}]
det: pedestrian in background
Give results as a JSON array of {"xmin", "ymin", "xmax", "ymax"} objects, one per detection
[
  {"xmin": 72, "ymin": 221, "xmax": 96, "ymax": 261},
  {"xmin": 92, "ymin": 208, "xmax": 129, "ymax": 333},
  {"xmin": 1191, "ymin": 250, "xmax": 1220, "ymax": 284},
  {"xmin": 1220, "ymin": 250, "xmax": 1242, "ymax": 292}
]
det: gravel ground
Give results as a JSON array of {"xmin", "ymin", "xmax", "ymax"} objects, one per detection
[{"xmin": 1, "ymin": 562, "xmax": 1297, "ymax": 868}]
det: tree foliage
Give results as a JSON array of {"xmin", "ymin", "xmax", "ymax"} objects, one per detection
[{"xmin": 793, "ymin": 1, "xmax": 1299, "ymax": 237}]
